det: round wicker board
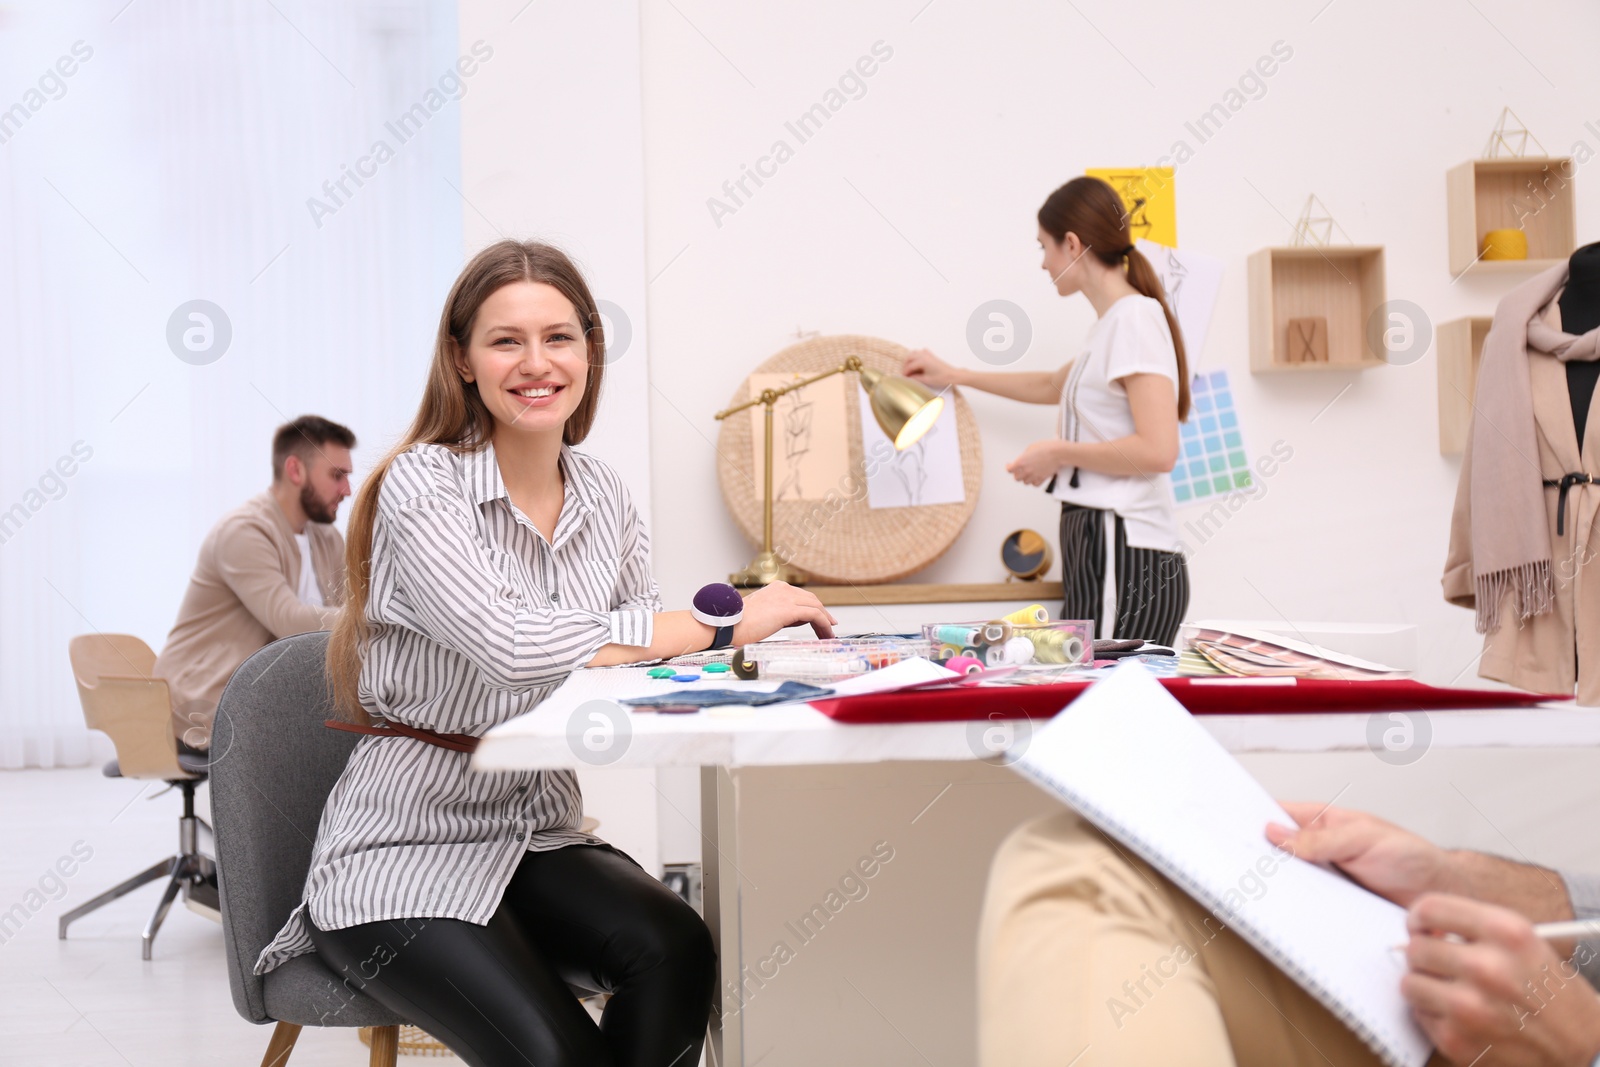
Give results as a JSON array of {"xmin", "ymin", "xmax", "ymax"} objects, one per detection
[{"xmin": 715, "ymin": 334, "xmax": 982, "ymax": 584}]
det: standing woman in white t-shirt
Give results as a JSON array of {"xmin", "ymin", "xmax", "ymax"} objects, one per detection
[{"xmin": 904, "ymin": 176, "xmax": 1191, "ymax": 644}]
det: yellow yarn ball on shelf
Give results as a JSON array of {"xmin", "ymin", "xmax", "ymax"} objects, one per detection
[{"xmin": 1481, "ymin": 228, "xmax": 1529, "ymax": 261}]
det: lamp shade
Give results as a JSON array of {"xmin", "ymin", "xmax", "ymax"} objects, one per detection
[{"xmin": 857, "ymin": 366, "xmax": 944, "ymax": 449}]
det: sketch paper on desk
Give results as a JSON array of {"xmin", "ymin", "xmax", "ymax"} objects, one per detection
[
  {"xmin": 857, "ymin": 389, "xmax": 965, "ymax": 508},
  {"xmin": 1136, "ymin": 239, "xmax": 1223, "ymax": 363},
  {"xmin": 747, "ymin": 372, "xmax": 851, "ymax": 501}
]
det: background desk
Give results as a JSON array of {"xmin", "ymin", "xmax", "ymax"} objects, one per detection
[{"xmin": 476, "ymin": 670, "xmax": 1600, "ymax": 1067}]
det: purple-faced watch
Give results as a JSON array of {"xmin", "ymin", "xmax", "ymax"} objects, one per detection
[{"xmin": 692, "ymin": 583, "xmax": 745, "ymax": 650}]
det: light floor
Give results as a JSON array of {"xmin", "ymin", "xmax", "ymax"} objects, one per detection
[{"xmin": 1, "ymin": 766, "xmax": 432, "ymax": 1065}]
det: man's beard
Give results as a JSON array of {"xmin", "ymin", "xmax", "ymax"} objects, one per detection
[{"xmin": 300, "ymin": 483, "xmax": 338, "ymax": 525}]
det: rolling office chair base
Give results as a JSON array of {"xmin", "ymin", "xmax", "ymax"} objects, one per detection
[
  {"xmin": 261, "ymin": 1021, "xmax": 399, "ymax": 1067},
  {"xmin": 58, "ymin": 779, "xmax": 216, "ymax": 960}
]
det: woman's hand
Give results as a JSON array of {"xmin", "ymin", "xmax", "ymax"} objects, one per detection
[
  {"xmin": 731, "ymin": 582, "xmax": 838, "ymax": 644},
  {"xmin": 1265, "ymin": 802, "xmax": 1457, "ymax": 908},
  {"xmin": 1006, "ymin": 440, "xmax": 1064, "ymax": 487},
  {"xmin": 903, "ymin": 348, "xmax": 964, "ymax": 390}
]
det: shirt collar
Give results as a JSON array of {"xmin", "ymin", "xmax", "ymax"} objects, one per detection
[{"xmin": 463, "ymin": 439, "xmax": 593, "ymax": 515}]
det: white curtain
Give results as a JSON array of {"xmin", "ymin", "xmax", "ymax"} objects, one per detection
[{"xmin": 0, "ymin": 0, "xmax": 463, "ymax": 768}]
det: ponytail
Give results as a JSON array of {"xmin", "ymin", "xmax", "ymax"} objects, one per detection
[
  {"xmin": 1038, "ymin": 177, "xmax": 1191, "ymax": 421},
  {"xmin": 1122, "ymin": 245, "xmax": 1191, "ymax": 421}
]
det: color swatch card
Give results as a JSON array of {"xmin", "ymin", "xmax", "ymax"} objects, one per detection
[{"xmin": 1171, "ymin": 369, "xmax": 1252, "ymax": 505}]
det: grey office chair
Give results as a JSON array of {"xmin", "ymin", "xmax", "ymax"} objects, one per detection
[{"xmin": 208, "ymin": 631, "xmax": 405, "ymax": 1066}]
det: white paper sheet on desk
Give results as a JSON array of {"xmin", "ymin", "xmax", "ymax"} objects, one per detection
[{"xmin": 821, "ymin": 657, "xmax": 958, "ymax": 696}]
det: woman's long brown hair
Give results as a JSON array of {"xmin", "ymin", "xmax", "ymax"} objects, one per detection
[
  {"xmin": 326, "ymin": 240, "xmax": 609, "ymax": 724},
  {"xmin": 1038, "ymin": 176, "xmax": 1191, "ymax": 420}
]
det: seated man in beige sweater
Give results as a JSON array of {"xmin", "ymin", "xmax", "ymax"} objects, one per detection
[{"xmin": 155, "ymin": 415, "xmax": 355, "ymax": 753}]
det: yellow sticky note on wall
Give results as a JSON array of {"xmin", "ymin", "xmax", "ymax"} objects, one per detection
[{"xmin": 1085, "ymin": 167, "xmax": 1177, "ymax": 248}]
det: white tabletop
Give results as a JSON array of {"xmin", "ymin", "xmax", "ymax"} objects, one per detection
[{"xmin": 470, "ymin": 665, "xmax": 1600, "ymax": 772}]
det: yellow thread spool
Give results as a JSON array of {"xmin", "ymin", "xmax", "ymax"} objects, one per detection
[
  {"xmin": 1481, "ymin": 228, "xmax": 1528, "ymax": 261},
  {"xmin": 1023, "ymin": 628, "xmax": 1070, "ymax": 664},
  {"xmin": 1003, "ymin": 604, "xmax": 1049, "ymax": 626}
]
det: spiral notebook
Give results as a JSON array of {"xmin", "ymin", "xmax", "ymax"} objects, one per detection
[{"xmin": 1011, "ymin": 662, "xmax": 1432, "ymax": 1067}]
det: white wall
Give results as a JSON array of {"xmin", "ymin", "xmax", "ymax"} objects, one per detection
[
  {"xmin": 0, "ymin": 0, "xmax": 464, "ymax": 767},
  {"xmin": 637, "ymin": 0, "xmax": 1600, "ymax": 691}
]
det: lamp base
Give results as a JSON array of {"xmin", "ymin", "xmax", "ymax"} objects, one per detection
[{"xmin": 729, "ymin": 551, "xmax": 810, "ymax": 588}]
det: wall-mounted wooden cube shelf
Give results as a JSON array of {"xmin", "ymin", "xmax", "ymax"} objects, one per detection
[
  {"xmin": 1437, "ymin": 316, "xmax": 1491, "ymax": 454},
  {"xmin": 1446, "ymin": 157, "xmax": 1575, "ymax": 276},
  {"xmin": 1247, "ymin": 246, "xmax": 1387, "ymax": 373}
]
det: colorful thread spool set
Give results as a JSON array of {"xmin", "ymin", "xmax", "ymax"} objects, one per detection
[{"xmin": 924, "ymin": 606, "xmax": 1092, "ymax": 670}]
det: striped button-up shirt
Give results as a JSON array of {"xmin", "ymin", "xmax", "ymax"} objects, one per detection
[{"xmin": 255, "ymin": 440, "xmax": 658, "ymax": 975}]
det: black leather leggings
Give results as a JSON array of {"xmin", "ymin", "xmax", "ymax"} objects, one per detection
[{"xmin": 307, "ymin": 843, "xmax": 716, "ymax": 1067}]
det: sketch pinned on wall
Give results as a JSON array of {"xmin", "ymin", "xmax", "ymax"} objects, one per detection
[
  {"xmin": 1086, "ymin": 167, "xmax": 1177, "ymax": 247},
  {"xmin": 857, "ymin": 387, "xmax": 965, "ymax": 509},
  {"xmin": 1136, "ymin": 238, "xmax": 1224, "ymax": 364},
  {"xmin": 747, "ymin": 372, "xmax": 850, "ymax": 501}
]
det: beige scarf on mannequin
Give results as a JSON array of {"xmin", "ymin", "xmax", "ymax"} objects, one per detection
[{"xmin": 1467, "ymin": 261, "xmax": 1600, "ymax": 633}]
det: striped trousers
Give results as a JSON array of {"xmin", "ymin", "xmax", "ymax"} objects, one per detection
[{"xmin": 1059, "ymin": 502, "xmax": 1189, "ymax": 646}]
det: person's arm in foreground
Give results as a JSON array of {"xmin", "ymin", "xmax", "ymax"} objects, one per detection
[{"xmin": 1268, "ymin": 803, "xmax": 1600, "ymax": 1066}]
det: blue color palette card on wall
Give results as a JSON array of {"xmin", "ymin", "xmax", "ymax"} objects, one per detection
[{"xmin": 1171, "ymin": 370, "xmax": 1251, "ymax": 505}]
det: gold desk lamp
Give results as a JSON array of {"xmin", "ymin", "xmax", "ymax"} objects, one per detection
[{"xmin": 714, "ymin": 355, "xmax": 944, "ymax": 587}]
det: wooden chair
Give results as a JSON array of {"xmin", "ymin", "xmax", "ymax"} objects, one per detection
[{"xmin": 61, "ymin": 634, "xmax": 214, "ymax": 960}]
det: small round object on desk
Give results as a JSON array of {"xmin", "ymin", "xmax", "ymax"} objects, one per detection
[
  {"xmin": 979, "ymin": 620, "xmax": 1012, "ymax": 645},
  {"xmin": 1003, "ymin": 603, "xmax": 1050, "ymax": 627},
  {"xmin": 731, "ymin": 649, "xmax": 759, "ymax": 681},
  {"xmin": 704, "ymin": 662, "xmax": 731, "ymax": 673},
  {"xmin": 946, "ymin": 655, "xmax": 984, "ymax": 676},
  {"xmin": 1003, "ymin": 636, "xmax": 1035, "ymax": 665},
  {"xmin": 671, "ymin": 673, "xmax": 700, "ymax": 683},
  {"xmin": 647, "ymin": 667, "xmax": 676, "ymax": 679}
]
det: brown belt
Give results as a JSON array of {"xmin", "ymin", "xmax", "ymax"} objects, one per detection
[{"xmin": 324, "ymin": 718, "xmax": 480, "ymax": 754}]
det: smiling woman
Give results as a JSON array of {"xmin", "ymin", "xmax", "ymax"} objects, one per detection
[{"xmin": 252, "ymin": 239, "xmax": 835, "ymax": 1067}]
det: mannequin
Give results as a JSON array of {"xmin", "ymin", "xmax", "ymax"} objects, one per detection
[
  {"xmin": 1443, "ymin": 242, "xmax": 1600, "ymax": 705},
  {"xmin": 1561, "ymin": 242, "xmax": 1600, "ymax": 445}
]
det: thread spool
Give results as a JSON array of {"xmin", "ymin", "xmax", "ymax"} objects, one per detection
[
  {"xmin": 1002, "ymin": 636, "xmax": 1035, "ymax": 665},
  {"xmin": 1060, "ymin": 633, "xmax": 1085, "ymax": 664},
  {"xmin": 1004, "ymin": 604, "xmax": 1049, "ymax": 626},
  {"xmin": 938, "ymin": 643, "xmax": 963, "ymax": 661},
  {"xmin": 1481, "ymin": 228, "xmax": 1529, "ymax": 261},
  {"xmin": 946, "ymin": 655, "xmax": 984, "ymax": 675},
  {"xmin": 983, "ymin": 644, "xmax": 1010, "ymax": 667},
  {"xmin": 935, "ymin": 625, "xmax": 982, "ymax": 647},
  {"xmin": 979, "ymin": 620, "xmax": 1012, "ymax": 645},
  {"xmin": 1023, "ymin": 628, "xmax": 1070, "ymax": 664}
]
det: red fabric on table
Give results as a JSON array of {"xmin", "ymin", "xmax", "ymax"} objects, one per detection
[{"xmin": 807, "ymin": 678, "xmax": 1567, "ymax": 725}]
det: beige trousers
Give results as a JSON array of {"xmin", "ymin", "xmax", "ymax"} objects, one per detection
[{"xmin": 978, "ymin": 812, "xmax": 1448, "ymax": 1067}]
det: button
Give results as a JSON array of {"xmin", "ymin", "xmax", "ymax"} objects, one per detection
[
  {"xmin": 515, "ymin": 783, "xmax": 528, "ymax": 793},
  {"xmin": 513, "ymin": 831, "xmax": 526, "ymax": 842},
  {"xmin": 550, "ymin": 591, "xmax": 560, "ymax": 602}
]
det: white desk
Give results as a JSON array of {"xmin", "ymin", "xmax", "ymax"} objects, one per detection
[
  {"xmin": 474, "ymin": 667, "xmax": 1600, "ymax": 771},
  {"xmin": 473, "ymin": 668, "xmax": 1600, "ymax": 1066}
]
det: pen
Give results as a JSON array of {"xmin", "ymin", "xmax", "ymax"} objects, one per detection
[
  {"xmin": 1532, "ymin": 919, "xmax": 1600, "ymax": 941},
  {"xmin": 1392, "ymin": 918, "xmax": 1600, "ymax": 953}
]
